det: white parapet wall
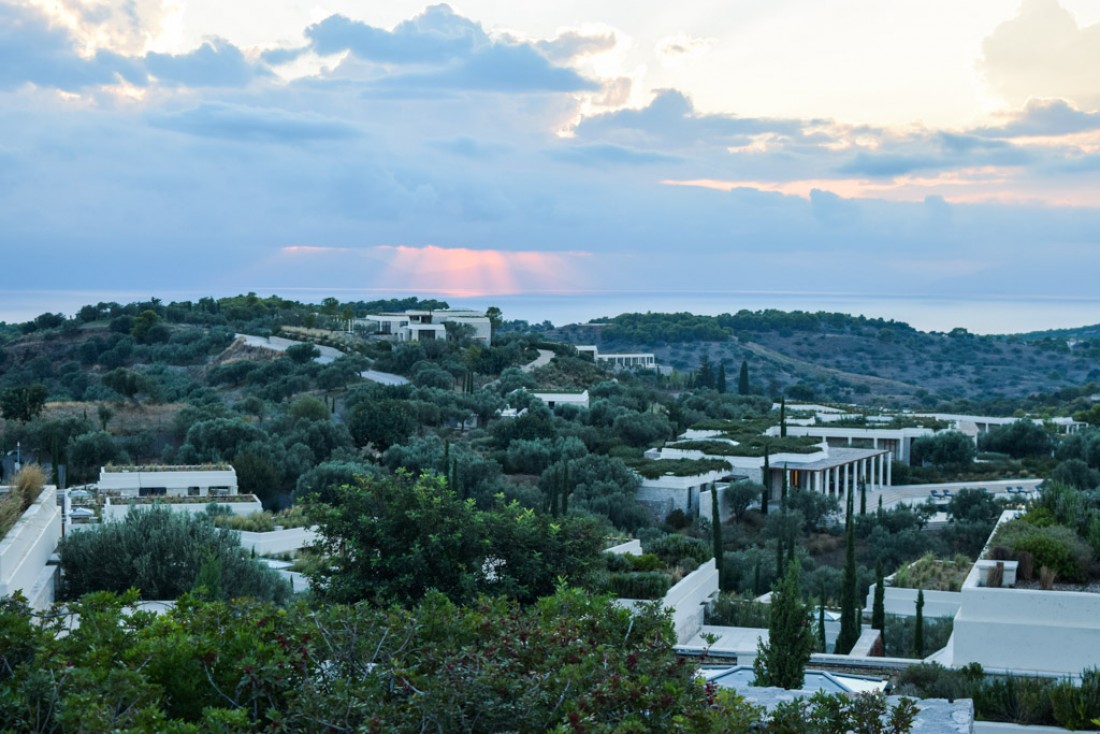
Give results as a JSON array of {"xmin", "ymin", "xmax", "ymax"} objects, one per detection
[
  {"xmin": 605, "ymin": 539, "xmax": 643, "ymax": 556},
  {"xmin": 615, "ymin": 558, "xmax": 720, "ymax": 646},
  {"xmin": 864, "ymin": 586, "xmax": 963, "ymax": 619},
  {"xmin": 665, "ymin": 558, "xmax": 719, "ymax": 644},
  {"xmin": 103, "ymin": 495, "xmax": 264, "ymax": 521},
  {"xmin": 0, "ymin": 486, "xmax": 62, "ymax": 610},
  {"xmin": 950, "ymin": 510, "xmax": 1100, "ymax": 676},
  {"xmin": 238, "ymin": 527, "xmax": 319, "ymax": 556}
]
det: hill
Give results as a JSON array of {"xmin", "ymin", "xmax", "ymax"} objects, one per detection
[{"xmin": 551, "ymin": 310, "xmax": 1100, "ymax": 410}]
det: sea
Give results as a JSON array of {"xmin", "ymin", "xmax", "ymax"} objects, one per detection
[{"xmin": 2, "ymin": 288, "xmax": 1099, "ymax": 336}]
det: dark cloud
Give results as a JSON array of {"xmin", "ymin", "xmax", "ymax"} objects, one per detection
[
  {"xmin": 146, "ymin": 39, "xmax": 268, "ymax": 87},
  {"xmin": 974, "ymin": 98, "xmax": 1100, "ymax": 137},
  {"xmin": 149, "ymin": 102, "xmax": 358, "ymax": 142},
  {"xmin": 0, "ymin": 4, "xmax": 145, "ymax": 90}
]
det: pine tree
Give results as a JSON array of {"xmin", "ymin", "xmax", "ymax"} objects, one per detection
[
  {"xmin": 738, "ymin": 359, "xmax": 750, "ymax": 395},
  {"xmin": 914, "ymin": 588, "xmax": 925, "ymax": 659},
  {"xmin": 716, "ymin": 363, "xmax": 727, "ymax": 394},
  {"xmin": 711, "ymin": 488, "xmax": 724, "ymax": 589},
  {"xmin": 754, "ymin": 560, "xmax": 815, "ymax": 690}
]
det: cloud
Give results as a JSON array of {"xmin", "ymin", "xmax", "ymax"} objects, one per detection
[
  {"xmin": 146, "ymin": 39, "xmax": 268, "ymax": 87},
  {"xmin": 429, "ymin": 137, "xmax": 510, "ymax": 159},
  {"xmin": 836, "ymin": 132, "xmax": 1029, "ymax": 178},
  {"xmin": 575, "ymin": 90, "xmax": 807, "ymax": 147},
  {"xmin": 655, "ymin": 34, "xmax": 713, "ymax": 65},
  {"xmin": 975, "ymin": 98, "xmax": 1100, "ymax": 137},
  {"xmin": 549, "ymin": 143, "xmax": 679, "ymax": 166},
  {"xmin": 149, "ymin": 102, "xmax": 359, "ymax": 142},
  {"xmin": 535, "ymin": 29, "xmax": 617, "ymax": 62},
  {"xmin": 0, "ymin": 4, "xmax": 145, "ymax": 90},
  {"xmin": 375, "ymin": 42, "xmax": 597, "ymax": 93},
  {"xmin": 302, "ymin": 5, "xmax": 486, "ymax": 64},
  {"xmin": 981, "ymin": 0, "xmax": 1100, "ymax": 109}
]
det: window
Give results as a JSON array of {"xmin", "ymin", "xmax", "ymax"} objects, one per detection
[
  {"xmin": 139, "ymin": 486, "xmax": 166, "ymax": 497},
  {"xmin": 188, "ymin": 486, "xmax": 200, "ymax": 496}
]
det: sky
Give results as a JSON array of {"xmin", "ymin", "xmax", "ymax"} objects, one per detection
[{"xmin": 3, "ymin": 0, "xmax": 1100, "ymax": 331}]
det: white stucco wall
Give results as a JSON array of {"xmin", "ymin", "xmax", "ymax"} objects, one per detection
[
  {"xmin": 98, "ymin": 467, "xmax": 238, "ymax": 497},
  {"xmin": 103, "ymin": 496, "xmax": 264, "ymax": 521},
  {"xmin": 864, "ymin": 587, "xmax": 963, "ymax": 619},
  {"xmin": 0, "ymin": 486, "xmax": 62, "ymax": 610},
  {"xmin": 238, "ymin": 527, "xmax": 319, "ymax": 556},
  {"xmin": 665, "ymin": 558, "xmax": 720, "ymax": 644}
]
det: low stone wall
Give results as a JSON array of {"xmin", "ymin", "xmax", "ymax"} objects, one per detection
[{"xmin": 0, "ymin": 486, "xmax": 62, "ymax": 610}]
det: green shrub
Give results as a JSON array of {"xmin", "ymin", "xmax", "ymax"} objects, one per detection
[
  {"xmin": 605, "ymin": 572, "xmax": 671, "ymax": 599},
  {"xmin": 59, "ymin": 507, "xmax": 291, "ymax": 603},
  {"xmin": 974, "ymin": 675, "xmax": 1057, "ymax": 725},
  {"xmin": 707, "ymin": 593, "xmax": 770, "ymax": 628},
  {"xmin": 644, "ymin": 532, "xmax": 712, "ymax": 566},
  {"xmin": 894, "ymin": 662, "xmax": 980, "ymax": 701},
  {"xmin": 1049, "ymin": 669, "xmax": 1100, "ymax": 731},
  {"xmin": 992, "ymin": 520, "xmax": 1093, "ymax": 583}
]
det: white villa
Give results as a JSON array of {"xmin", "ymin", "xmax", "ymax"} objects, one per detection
[
  {"xmin": 576, "ymin": 345, "xmax": 657, "ymax": 369},
  {"xmin": 98, "ymin": 465, "xmax": 239, "ymax": 498},
  {"xmin": 647, "ymin": 428, "xmax": 893, "ymax": 507},
  {"xmin": 357, "ymin": 309, "xmax": 491, "ymax": 345}
]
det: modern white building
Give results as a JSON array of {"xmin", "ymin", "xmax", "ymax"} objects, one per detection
[
  {"xmin": 576, "ymin": 345, "xmax": 657, "ymax": 369},
  {"xmin": 649, "ymin": 429, "xmax": 893, "ymax": 505},
  {"xmin": 0, "ymin": 485, "xmax": 62, "ymax": 610},
  {"xmin": 98, "ymin": 465, "xmax": 239, "ymax": 498},
  {"xmin": 358, "ymin": 309, "xmax": 491, "ymax": 345},
  {"xmin": 634, "ymin": 465, "xmax": 735, "ymax": 518},
  {"xmin": 530, "ymin": 390, "xmax": 590, "ymax": 410}
]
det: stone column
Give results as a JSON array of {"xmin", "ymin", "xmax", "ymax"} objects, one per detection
[
  {"xmin": 886, "ymin": 457, "xmax": 892, "ymax": 486},
  {"xmin": 842, "ymin": 462, "xmax": 849, "ymax": 498}
]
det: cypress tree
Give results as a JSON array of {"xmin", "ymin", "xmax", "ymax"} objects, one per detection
[
  {"xmin": 761, "ymin": 448, "xmax": 770, "ymax": 515},
  {"xmin": 754, "ymin": 560, "xmax": 815, "ymax": 690},
  {"xmin": 836, "ymin": 493, "xmax": 859, "ymax": 654},
  {"xmin": 780, "ymin": 397, "xmax": 787, "ymax": 437},
  {"xmin": 877, "ymin": 494, "xmax": 884, "ymax": 518},
  {"xmin": 561, "ymin": 461, "xmax": 570, "ymax": 515},
  {"xmin": 711, "ymin": 488, "xmax": 724, "ymax": 589},
  {"xmin": 752, "ymin": 560, "xmax": 761, "ymax": 597},
  {"xmin": 859, "ymin": 477, "xmax": 867, "ymax": 516},
  {"xmin": 780, "ymin": 469, "xmax": 788, "ymax": 510},
  {"xmin": 914, "ymin": 588, "xmax": 925, "ymax": 659},
  {"xmin": 716, "ymin": 363, "xmax": 727, "ymax": 394},
  {"xmin": 738, "ymin": 359, "xmax": 750, "ymax": 395},
  {"xmin": 818, "ymin": 598, "xmax": 827, "ymax": 652},
  {"xmin": 872, "ymin": 560, "xmax": 886, "ymax": 632}
]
